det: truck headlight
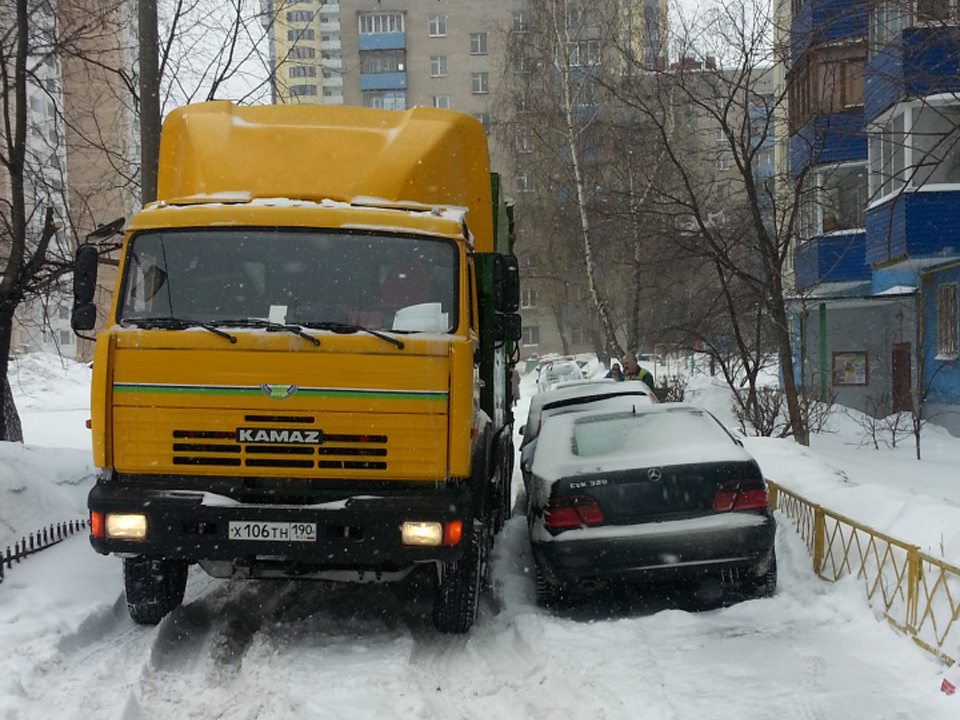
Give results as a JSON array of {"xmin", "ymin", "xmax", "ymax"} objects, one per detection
[{"xmin": 105, "ymin": 513, "xmax": 148, "ymax": 539}]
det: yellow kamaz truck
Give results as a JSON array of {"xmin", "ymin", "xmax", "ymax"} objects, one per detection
[{"xmin": 71, "ymin": 101, "xmax": 521, "ymax": 633}]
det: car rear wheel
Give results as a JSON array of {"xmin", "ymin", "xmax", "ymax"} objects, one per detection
[
  {"xmin": 123, "ymin": 557, "xmax": 188, "ymax": 625},
  {"xmin": 535, "ymin": 563, "xmax": 564, "ymax": 608},
  {"xmin": 433, "ymin": 525, "xmax": 483, "ymax": 633},
  {"xmin": 744, "ymin": 552, "xmax": 778, "ymax": 598}
]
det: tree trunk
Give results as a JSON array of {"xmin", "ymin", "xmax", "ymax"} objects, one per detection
[{"xmin": 0, "ymin": 310, "xmax": 22, "ymax": 442}]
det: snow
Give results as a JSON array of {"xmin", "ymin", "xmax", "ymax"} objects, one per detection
[{"xmin": 3, "ymin": 351, "xmax": 960, "ymax": 718}]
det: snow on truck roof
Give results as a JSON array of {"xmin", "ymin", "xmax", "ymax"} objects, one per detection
[{"xmin": 155, "ymin": 101, "xmax": 495, "ymax": 252}]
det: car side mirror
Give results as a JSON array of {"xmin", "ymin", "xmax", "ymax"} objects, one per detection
[{"xmin": 493, "ymin": 312, "xmax": 522, "ymax": 343}]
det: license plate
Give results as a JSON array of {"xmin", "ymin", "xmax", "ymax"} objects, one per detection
[{"xmin": 228, "ymin": 521, "xmax": 317, "ymax": 542}]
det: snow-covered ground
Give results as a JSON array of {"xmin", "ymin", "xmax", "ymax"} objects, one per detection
[{"xmin": 2, "ymin": 352, "xmax": 960, "ymax": 719}]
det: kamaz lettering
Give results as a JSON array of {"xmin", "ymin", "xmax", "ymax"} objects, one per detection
[{"xmin": 236, "ymin": 428, "xmax": 324, "ymax": 444}]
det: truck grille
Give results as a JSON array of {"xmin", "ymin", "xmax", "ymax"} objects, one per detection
[{"xmin": 171, "ymin": 418, "xmax": 388, "ymax": 471}]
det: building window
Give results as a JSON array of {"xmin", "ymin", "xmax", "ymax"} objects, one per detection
[
  {"xmin": 287, "ymin": 28, "xmax": 315, "ymax": 41},
  {"xmin": 517, "ymin": 172, "xmax": 532, "ymax": 193},
  {"xmin": 937, "ymin": 283, "xmax": 958, "ymax": 359},
  {"xmin": 522, "ymin": 325, "xmax": 539, "ymax": 346},
  {"xmin": 289, "ymin": 47, "xmax": 316, "ymax": 60},
  {"xmin": 289, "ymin": 84, "xmax": 318, "ymax": 97},
  {"xmin": 716, "ymin": 153, "xmax": 730, "ymax": 171},
  {"xmin": 471, "ymin": 72, "xmax": 489, "ymax": 94},
  {"xmin": 512, "ymin": 10, "xmax": 527, "ymax": 33},
  {"xmin": 472, "ymin": 112, "xmax": 489, "ymax": 129},
  {"xmin": 788, "ymin": 52, "xmax": 864, "ymax": 133},
  {"xmin": 513, "ymin": 49, "xmax": 528, "ymax": 74},
  {"xmin": 521, "ymin": 287, "xmax": 537, "ymax": 308},
  {"xmin": 430, "ymin": 55, "xmax": 447, "ymax": 77},
  {"xmin": 569, "ymin": 40, "xmax": 599, "ymax": 67},
  {"xmin": 288, "ymin": 65, "xmax": 317, "ymax": 78},
  {"xmin": 911, "ymin": 103, "xmax": 960, "ymax": 187},
  {"xmin": 286, "ymin": 10, "xmax": 313, "ymax": 22},
  {"xmin": 429, "ymin": 14, "xmax": 446, "ymax": 37},
  {"xmin": 361, "ymin": 50, "xmax": 405, "ymax": 74},
  {"xmin": 516, "ymin": 134, "xmax": 532, "ymax": 153},
  {"xmin": 358, "ymin": 12, "xmax": 404, "ymax": 34},
  {"xmin": 432, "ymin": 95, "xmax": 449, "ymax": 109},
  {"xmin": 362, "ymin": 89, "xmax": 406, "ymax": 110},
  {"xmin": 470, "ymin": 32, "xmax": 487, "ymax": 55},
  {"xmin": 59, "ymin": 329, "xmax": 73, "ymax": 346}
]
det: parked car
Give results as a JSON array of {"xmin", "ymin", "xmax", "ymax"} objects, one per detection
[
  {"xmin": 536, "ymin": 360, "xmax": 584, "ymax": 393},
  {"xmin": 527, "ymin": 403, "xmax": 777, "ymax": 607},
  {"xmin": 519, "ymin": 381, "xmax": 657, "ymax": 491}
]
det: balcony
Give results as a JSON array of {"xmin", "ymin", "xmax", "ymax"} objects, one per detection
[
  {"xmin": 790, "ymin": 109, "xmax": 867, "ymax": 177},
  {"xmin": 358, "ymin": 33, "xmax": 405, "ymax": 52},
  {"xmin": 864, "ymin": 26, "xmax": 960, "ymax": 121},
  {"xmin": 359, "ymin": 72, "xmax": 406, "ymax": 91},
  {"xmin": 795, "ymin": 231, "xmax": 869, "ymax": 290},
  {"xmin": 866, "ymin": 191, "xmax": 960, "ymax": 267},
  {"xmin": 790, "ymin": 0, "xmax": 868, "ymax": 63}
]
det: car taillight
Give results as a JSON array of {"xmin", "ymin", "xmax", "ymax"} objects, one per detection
[
  {"xmin": 544, "ymin": 495, "xmax": 604, "ymax": 529},
  {"xmin": 713, "ymin": 480, "xmax": 769, "ymax": 512}
]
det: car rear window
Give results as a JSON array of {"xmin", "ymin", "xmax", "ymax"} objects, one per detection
[{"xmin": 572, "ymin": 408, "xmax": 733, "ymax": 458}]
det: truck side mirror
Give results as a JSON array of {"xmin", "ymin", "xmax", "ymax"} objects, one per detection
[
  {"xmin": 493, "ymin": 312, "xmax": 522, "ymax": 343},
  {"xmin": 493, "ymin": 254, "xmax": 520, "ymax": 313},
  {"xmin": 72, "ymin": 303, "xmax": 97, "ymax": 332},
  {"xmin": 72, "ymin": 245, "xmax": 99, "ymax": 332},
  {"xmin": 74, "ymin": 245, "xmax": 99, "ymax": 304}
]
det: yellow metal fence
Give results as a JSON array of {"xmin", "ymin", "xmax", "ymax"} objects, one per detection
[{"xmin": 769, "ymin": 480, "xmax": 960, "ymax": 665}]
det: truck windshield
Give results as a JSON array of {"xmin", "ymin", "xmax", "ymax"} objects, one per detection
[{"xmin": 117, "ymin": 229, "xmax": 459, "ymax": 334}]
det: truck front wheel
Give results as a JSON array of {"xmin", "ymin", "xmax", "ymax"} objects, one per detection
[
  {"xmin": 123, "ymin": 557, "xmax": 189, "ymax": 625},
  {"xmin": 432, "ymin": 525, "xmax": 483, "ymax": 634}
]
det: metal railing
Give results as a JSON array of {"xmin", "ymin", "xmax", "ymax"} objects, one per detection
[
  {"xmin": 0, "ymin": 519, "xmax": 89, "ymax": 585},
  {"xmin": 770, "ymin": 481, "xmax": 960, "ymax": 665}
]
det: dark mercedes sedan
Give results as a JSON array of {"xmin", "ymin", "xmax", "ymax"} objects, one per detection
[{"xmin": 527, "ymin": 403, "xmax": 777, "ymax": 607}]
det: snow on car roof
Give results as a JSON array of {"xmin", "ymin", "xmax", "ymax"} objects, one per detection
[
  {"xmin": 525, "ymin": 381, "xmax": 654, "ymax": 435},
  {"xmin": 532, "ymin": 403, "xmax": 754, "ymax": 483}
]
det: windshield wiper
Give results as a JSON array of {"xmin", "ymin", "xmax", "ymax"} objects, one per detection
[
  {"xmin": 302, "ymin": 321, "xmax": 404, "ymax": 350},
  {"xmin": 123, "ymin": 317, "xmax": 237, "ymax": 344},
  {"xmin": 210, "ymin": 319, "xmax": 320, "ymax": 347}
]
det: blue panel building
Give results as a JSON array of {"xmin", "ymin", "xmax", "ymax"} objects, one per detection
[{"xmin": 787, "ymin": 0, "xmax": 960, "ymax": 430}]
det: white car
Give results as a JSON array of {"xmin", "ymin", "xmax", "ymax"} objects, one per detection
[{"xmin": 536, "ymin": 360, "xmax": 583, "ymax": 393}]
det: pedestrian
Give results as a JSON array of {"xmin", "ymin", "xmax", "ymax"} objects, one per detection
[
  {"xmin": 621, "ymin": 354, "xmax": 655, "ymax": 391},
  {"xmin": 605, "ymin": 362, "xmax": 624, "ymax": 381}
]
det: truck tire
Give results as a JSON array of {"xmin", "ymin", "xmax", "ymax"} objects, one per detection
[
  {"xmin": 123, "ymin": 557, "xmax": 189, "ymax": 625},
  {"xmin": 432, "ymin": 526, "xmax": 483, "ymax": 633}
]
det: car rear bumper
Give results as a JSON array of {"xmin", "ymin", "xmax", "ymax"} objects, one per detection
[
  {"xmin": 88, "ymin": 474, "xmax": 472, "ymax": 570},
  {"xmin": 531, "ymin": 512, "xmax": 776, "ymax": 586}
]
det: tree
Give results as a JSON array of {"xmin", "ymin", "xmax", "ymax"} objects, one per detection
[
  {"xmin": 0, "ymin": 0, "xmax": 271, "ymax": 440},
  {"xmin": 601, "ymin": 0, "xmax": 817, "ymax": 443},
  {"xmin": 494, "ymin": 0, "xmax": 668, "ymax": 361}
]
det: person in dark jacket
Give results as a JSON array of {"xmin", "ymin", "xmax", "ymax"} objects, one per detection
[
  {"xmin": 621, "ymin": 354, "xmax": 655, "ymax": 391},
  {"xmin": 605, "ymin": 362, "xmax": 624, "ymax": 381}
]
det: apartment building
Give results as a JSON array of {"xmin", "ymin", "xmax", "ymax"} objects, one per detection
[{"xmin": 785, "ymin": 0, "xmax": 960, "ymax": 431}]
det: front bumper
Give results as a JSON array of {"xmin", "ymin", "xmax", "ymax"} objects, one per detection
[
  {"xmin": 88, "ymin": 474, "xmax": 471, "ymax": 570},
  {"xmin": 531, "ymin": 512, "xmax": 776, "ymax": 586}
]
